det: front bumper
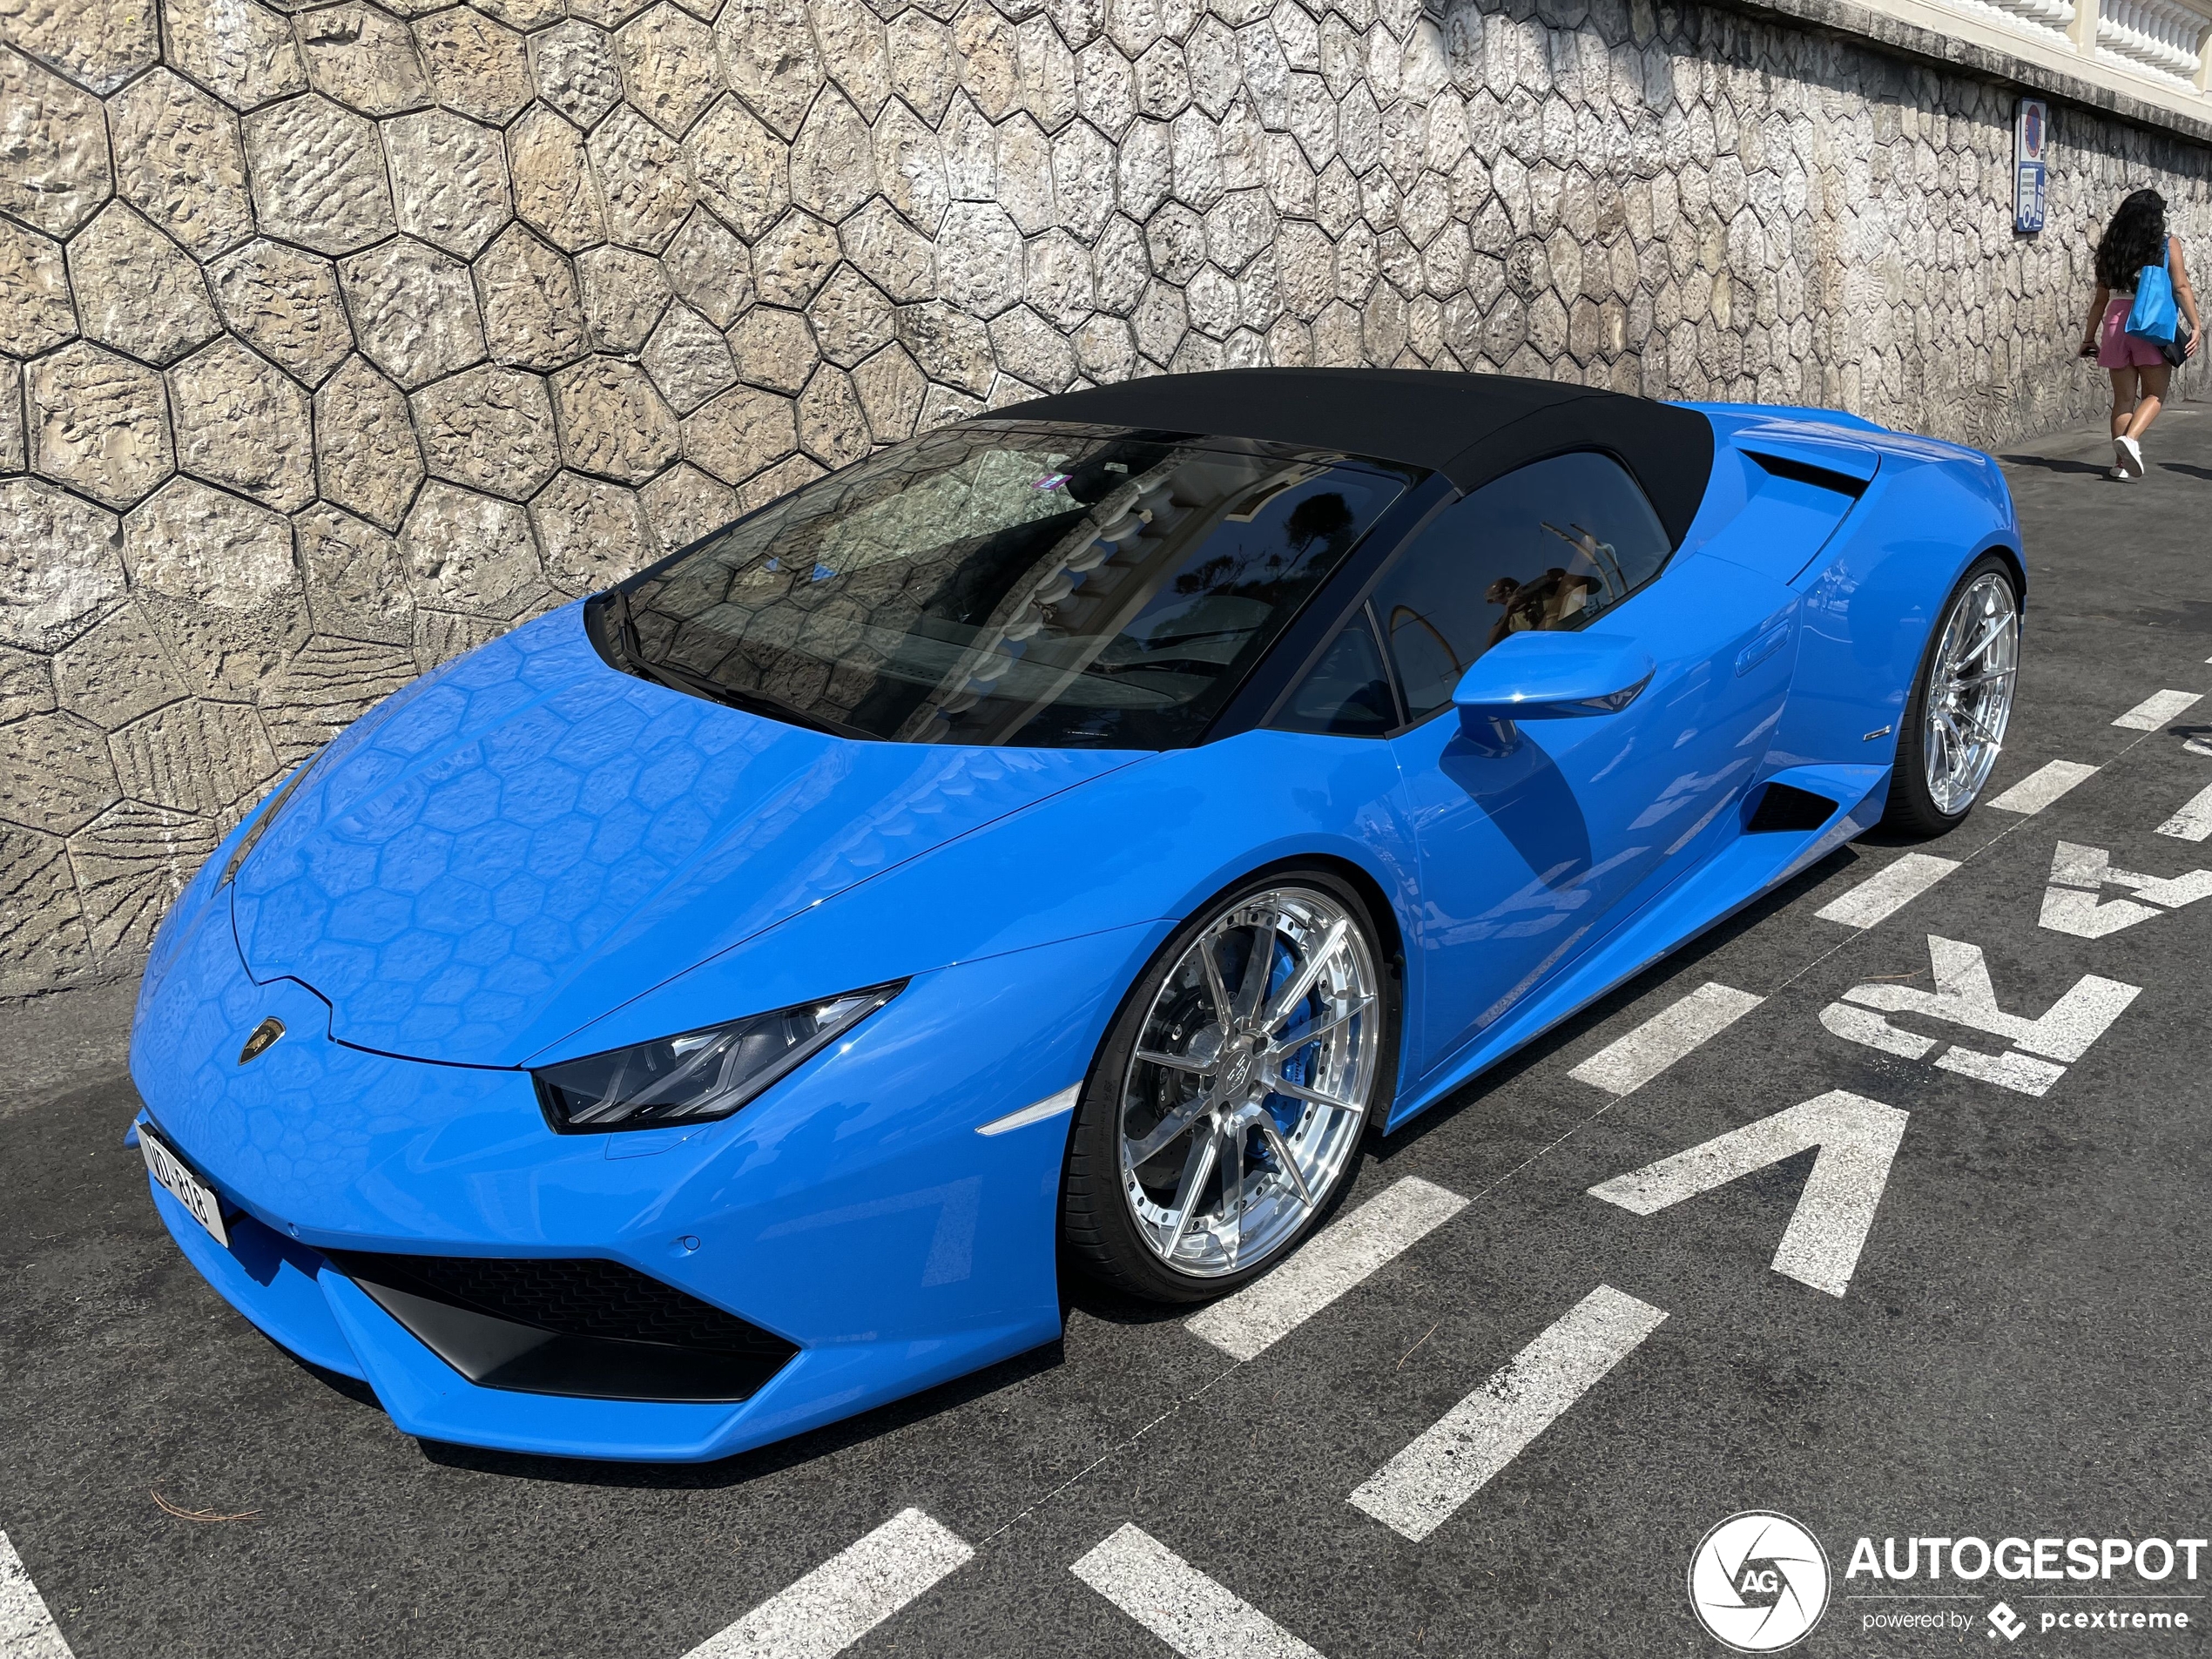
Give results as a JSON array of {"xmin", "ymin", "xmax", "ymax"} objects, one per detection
[{"xmin": 131, "ymin": 890, "xmax": 1158, "ymax": 1461}]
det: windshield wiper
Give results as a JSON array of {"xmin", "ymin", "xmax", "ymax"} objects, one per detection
[{"xmin": 610, "ymin": 589, "xmax": 856, "ymax": 739}]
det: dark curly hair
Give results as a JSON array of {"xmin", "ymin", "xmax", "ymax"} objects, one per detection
[{"xmin": 2096, "ymin": 189, "xmax": 2169, "ymax": 291}]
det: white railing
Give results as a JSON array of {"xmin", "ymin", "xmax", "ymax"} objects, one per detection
[
  {"xmin": 2097, "ymin": 0, "xmax": 2209, "ymax": 83},
  {"xmin": 1946, "ymin": 0, "xmax": 2078, "ymax": 50}
]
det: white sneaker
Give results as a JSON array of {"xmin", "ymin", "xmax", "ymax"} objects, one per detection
[{"xmin": 2121, "ymin": 435, "xmax": 2145, "ymax": 476}]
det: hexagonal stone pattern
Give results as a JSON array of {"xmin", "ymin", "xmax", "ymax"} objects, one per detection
[
  {"xmin": 386, "ymin": 109, "xmax": 514, "ymax": 259},
  {"xmin": 0, "ymin": 0, "xmax": 158, "ymax": 92},
  {"xmin": 296, "ymin": 2, "xmax": 431, "ymax": 116},
  {"xmin": 0, "ymin": 479, "xmax": 125, "ymax": 651},
  {"xmin": 123, "ymin": 477, "xmax": 298, "ymax": 608},
  {"xmin": 0, "ymin": 44, "xmax": 114, "ymax": 236},
  {"xmin": 0, "ymin": 711, "xmax": 120, "ymax": 835},
  {"xmin": 206, "ymin": 239, "xmax": 354, "ymax": 387},
  {"xmin": 242, "ymin": 94, "xmax": 396, "ymax": 255},
  {"xmin": 65, "ymin": 203, "xmax": 222, "ymax": 366},
  {"xmin": 29, "ymin": 343, "xmax": 174, "ymax": 509},
  {"xmin": 338, "ymin": 238, "xmax": 488, "ymax": 388},
  {"xmin": 475, "ymin": 225, "xmax": 591, "ymax": 370},
  {"xmin": 5, "ymin": 0, "xmax": 2212, "ymax": 993},
  {"xmin": 414, "ymin": 8, "xmax": 531, "ymax": 125},
  {"xmin": 399, "ymin": 481, "xmax": 546, "ymax": 617},
  {"xmin": 52, "ymin": 602, "xmax": 188, "ymax": 732},
  {"xmin": 509, "ymin": 104, "xmax": 607, "ymax": 253},
  {"xmin": 529, "ymin": 469, "xmax": 651, "ymax": 590},
  {"xmin": 159, "ymin": 0, "xmax": 307, "ymax": 111},
  {"xmin": 550, "ymin": 355, "xmax": 680, "ymax": 482},
  {"xmin": 0, "ymin": 218, "xmax": 78, "ymax": 356},
  {"xmin": 411, "ymin": 365, "xmax": 561, "ymax": 500},
  {"xmin": 314, "ymin": 354, "xmax": 424, "ymax": 530},
  {"xmin": 107, "ymin": 67, "xmax": 254, "ymax": 259},
  {"xmin": 167, "ymin": 336, "xmax": 316, "ymax": 511}
]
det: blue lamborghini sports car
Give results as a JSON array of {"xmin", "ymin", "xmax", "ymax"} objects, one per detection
[{"xmin": 130, "ymin": 369, "xmax": 2024, "ymax": 1460}]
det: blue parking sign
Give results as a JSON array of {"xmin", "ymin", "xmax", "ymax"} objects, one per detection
[{"xmin": 2014, "ymin": 98, "xmax": 2048, "ymax": 234}]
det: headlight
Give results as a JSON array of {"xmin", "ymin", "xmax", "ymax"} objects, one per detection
[{"xmin": 533, "ymin": 982, "xmax": 907, "ymax": 1132}]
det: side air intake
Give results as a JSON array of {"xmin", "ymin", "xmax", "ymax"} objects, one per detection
[
  {"xmin": 324, "ymin": 1251, "xmax": 798, "ymax": 1404},
  {"xmin": 1744, "ymin": 782, "xmax": 1840, "ymax": 834}
]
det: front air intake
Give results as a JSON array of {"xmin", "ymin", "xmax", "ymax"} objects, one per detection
[
  {"xmin": 1744, "ymin": 782, "xmax": 1841, "ymax": 834},
  {"xmin": 323, "ymin": 1251, "xmax": 798, "ymax": 1404}
]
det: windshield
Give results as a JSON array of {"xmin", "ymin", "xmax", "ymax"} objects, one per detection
[{"xmin": 610, "ymin": 421, "xmax": 1420, "ymax": 748}]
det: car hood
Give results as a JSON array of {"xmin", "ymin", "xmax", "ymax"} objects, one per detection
[{"xmin": 231, "ymin": 604, "xmax": 1141, "ymax": 1067}]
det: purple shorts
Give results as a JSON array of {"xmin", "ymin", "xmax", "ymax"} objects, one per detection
[{"xmin": 2099, "ymin": 293, "xmax": 2165, "ymax": 369}]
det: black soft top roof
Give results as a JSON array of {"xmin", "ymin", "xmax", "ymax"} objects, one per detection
[{"xmin": 996, "ymin": 368, "xmax": 1716, "ymax": 549}]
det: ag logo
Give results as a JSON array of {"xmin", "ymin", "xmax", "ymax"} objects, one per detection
[{"xmin": 1689, "ymin": 1511, "xmax": 1831, "ymax": 1651}]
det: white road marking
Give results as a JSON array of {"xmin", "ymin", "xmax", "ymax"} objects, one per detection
[
  {"xmin": 2113, "ymin": 690, "xmax": 2203, "ymax": 731},
  {"xmin": 1814, "ymin": 853, "xmax": 1959, "ymax": 928},
  {"xmin": 1986, "ymin": 759, "xmax": 2099, "ymax": 815},
  {"xmin": 1568, "ymin": 982, "xmax": 1764, "ymax": 1096},
  {"xmin": 1071, "ymin": 1524, "xmax": 1326, "ymax": 1659},
  {"xmin": 2040, "ymin": 842, "xmax": 2212, "ymax": 938},
  {"xmin": 1588, "ymin": 1090, "xmax": 1909, "ymax": 1297},
  {"xmin": 2157, "ymin": 781, "xmax": 2212, "ymax": 841},
  {"xmin": 684, "ymin": 1510, "xmax": 972, "ymax": 1659},
  {"xmin": 1347, "ymin": 1286, "xmax": 1667, "ymax": 1542},
  {"xmin": 0, "ymin": 1531, "xmax": 73, "ymax": 1659},
  {"xmin": 975, "ymin": 1083, "xmax": 1079, "ymax": 1136},
  {"xmin": 1185, "ymin": 1177, "xmax": 1468, "ymax": 1362},
  {"xmin": 1823, "ymin": 936, "xmax": 2141, "ymax": 1097},
  {"xmin": 1933, "ymin": 1047, "xmax": 2068, "ymax": 1096}
]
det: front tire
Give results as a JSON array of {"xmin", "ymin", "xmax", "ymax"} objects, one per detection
[
  {"xmin": 1880, "ymin": 553, "xmax": 2020, "ymax": 837},
  {"xmin": 1061, "ymin": 870, "xmax": 1397, "ymax": 1305}
]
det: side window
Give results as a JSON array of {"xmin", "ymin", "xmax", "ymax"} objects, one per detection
[
  {"xmin": 1274, "ymin": 610, "xmax": 1397, "ymax": 736},
  {"xmin": 1369, "ymin": 452, "xmax": 1673, "ymax": 722}
]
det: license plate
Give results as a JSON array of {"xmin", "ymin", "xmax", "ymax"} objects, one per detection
[{"xmin": 140, "ymin": 1123, "xmax": 229, "ymax": 1248}]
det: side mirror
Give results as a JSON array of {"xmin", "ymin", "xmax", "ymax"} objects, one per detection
[{"xmin": 1453, "ymin": 632, "xmax": 1656, "ymax": 754}]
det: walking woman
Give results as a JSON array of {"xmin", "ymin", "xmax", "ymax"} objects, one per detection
[{"xmin": 2081, "ymin": 188, "xmax": 2201, "ymax": 480}]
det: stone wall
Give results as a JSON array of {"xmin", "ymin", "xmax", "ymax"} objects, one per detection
[{"xmin": 1, "ymin": 0, "xmax": 2208, "ymax": 995}]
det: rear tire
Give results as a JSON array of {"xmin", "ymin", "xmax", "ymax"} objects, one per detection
[
  {"xmin": 1880, "ymin": 553, "xmax": 2020, "ymax": 837},
  {"xmin": 1061, "ymin": 868, "xmax": 1398, "ymax": 1305}
]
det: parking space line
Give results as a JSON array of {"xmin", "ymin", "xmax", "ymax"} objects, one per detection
[
  {"xmin": 1348, "ymin": 1286, "xmax": 1668, "ymax": 1543},
  {"xmin": 1568, "ymin": 982, "xmax": 1764, "ymax": 1096},
  {"xmin": 1071, "ymin": 1524, "xmax": 1325, "ymax": 1659},
  {"xmin": 1986, "ymin": 759, "xmax": 2099, "ymax": 815},
  {"xmin": 2113, "ymin": 691, "xmax": 2203, "ymax": 731},
  {"xmin": 1184, "ymin": 1177, "xmax": 1468, "ymax": 1362},
  {"xmin": 683, "ymin": 1509, "xmax": 972, "ymax": 1659},
  {"xmin": 2158, "ymin": 782, "xmax": 2212, "ymax": 842},
  {"xmin": 0, "ymin": 1531, "xmax": 73, "ymax": 1659},
  {"xmin": 1815, "ymin": 853, "xmax": 1960, "ymax": 928}
]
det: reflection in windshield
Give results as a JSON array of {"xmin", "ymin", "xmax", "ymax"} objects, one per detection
[{"xmin": 612, "ymin": 421, "xmax": 1417, "ymax": 749}]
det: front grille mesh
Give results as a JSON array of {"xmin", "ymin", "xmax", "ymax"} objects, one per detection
[{"xmin": 323, "ymin": 1251, "xmax": 792, "ymax": 1356}]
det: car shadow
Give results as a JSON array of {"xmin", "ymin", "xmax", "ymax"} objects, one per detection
[
  {"xmin": 410, "ymin": 1339, "xmax": 1069, "ymax": 1489},
  {"xmin": 1997, "ymin": 453, "xmax": 2110, "ymax": 477}
]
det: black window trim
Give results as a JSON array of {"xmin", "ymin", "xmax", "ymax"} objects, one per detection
[{"xmin": 1247, "ymin": 444, "xmax": 1681, "ymax": 742}]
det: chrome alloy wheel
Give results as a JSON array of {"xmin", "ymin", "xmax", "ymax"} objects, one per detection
[
  {"xmin": 1117, "ymin": 887, "xmax": 1379, "ymax": 1278},
  {"xmin": 1921, "ymin": 570, "xmax": 2020, "ymax": 815}
]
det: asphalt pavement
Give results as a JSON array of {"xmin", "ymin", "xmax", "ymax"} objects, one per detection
[{"xmin": 3, "ymin": 408, "xmax": 2208, "ymax": 1659}]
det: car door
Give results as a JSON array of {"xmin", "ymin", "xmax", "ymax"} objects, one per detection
[{"xmin": 1357, "ymin": 451, "xmax": 1802, "ymax": 1082}]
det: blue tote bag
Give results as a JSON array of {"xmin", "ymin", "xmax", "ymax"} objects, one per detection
[{"xmin": 2126, "ymin": 245, "xmax": 2181, "ymax": 345}]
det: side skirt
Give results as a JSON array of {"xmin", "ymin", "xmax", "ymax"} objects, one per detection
[{"xmin": 1383, "ymin": 762, "xmax": 1890, "ymax": 1130}]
